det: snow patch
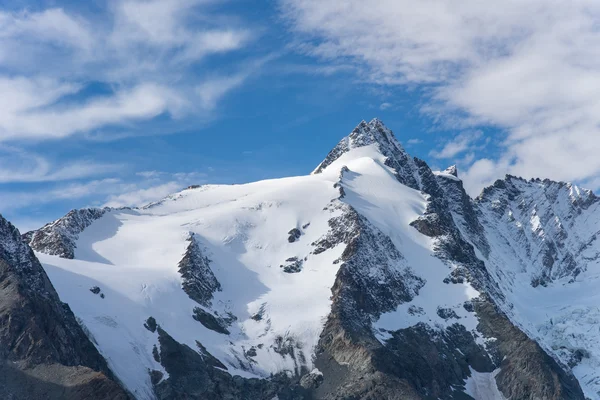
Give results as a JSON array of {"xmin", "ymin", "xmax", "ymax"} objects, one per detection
[{"xmin": 464, "ymin": 368, "xmax": 505, "ymax": 400}]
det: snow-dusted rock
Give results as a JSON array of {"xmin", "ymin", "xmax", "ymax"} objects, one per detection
[
  {"xmin": 0, "ymin": 214, "xmax": 127, "ymax": 399},
  {"xmin": 178, "ymin": 233, "xmax": 221, "ymax": 307},
  {"xmin": 20, "ymin": 119, "xmax": 592, "ymax": 400},
  {"xmin": 24, "ymin": 208, "xmax": 108, "ymax": 259}
]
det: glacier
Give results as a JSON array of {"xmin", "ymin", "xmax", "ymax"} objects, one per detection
[{"xmin": 22, "ymin": 118, "xmax": 596, "ymax": 400}]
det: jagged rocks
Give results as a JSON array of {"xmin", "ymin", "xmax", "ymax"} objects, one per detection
[
  {"xmin": 192, "ymin": 307, "xmax": 230, "ymax": 335},
  {"xmin": 313, "ymin": 119, "xmax": 421, "ymax": 191},
  {"xmin": 280, "ymin": 257, "xmax": 303, "ymax": 273},
  {"xmin": 476, "ymin": 175, "xmax": 599, "ymax": 284},
  {"xmin": 288, "ymin": 228, "xmax": 302, "ymax": 243},
  {"xmin": 251, "ymin": 303, "xmax": 267, "ymax": 321},
  {"xmin": 153, "ymin": 327, "xmax": 307, "ymax": 400},
  {"xmin": 24, "ymin": 208, "xmax": 107, "ymax": 259},
  {"xmin": 178, "ymin": 233, "xmax": 221, "ymax": 307},
  {"xmin": 474, "ymin": 299, "xmax": 585, "ymax": 400},
  {"xmin": 150, "ymin": 370, "xmax": 164, "ymax": 385},
  {"xmin": 436, "ymin": 307, "xmax": 460, "ymax": 320},
  {"xmin": 309, "ymin": 200, "xmax": 432, "ymax": 399},
  {"xmin": 299, "ymin": 369, "xmax": 323, "ymax": 389},
  {"xmin": 0, "ymin": 215, "xmax": 128, "ymax": 399},
  {"xmin": 144, "ymin": 317, "xmax": 157, "ymax": 333}
]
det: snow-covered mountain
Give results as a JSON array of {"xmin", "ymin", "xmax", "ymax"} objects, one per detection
[{"xmin": 18, "ymin": 118, "xmax": 600, "ymax": 399}]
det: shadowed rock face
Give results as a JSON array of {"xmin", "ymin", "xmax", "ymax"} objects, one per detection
[
  {"xmin": 306, "ymin": 120, "xmax": 585, "ymax": 400},
  {"xmin": 0, "ymin": 215, "xmax": 128, "ymax": 400},
  {"xmin": 153, "ymin": 327, "xmax": 308, "ymax": 400},
  {"xmin": 16, "ymin": 119, "xmax": 590, "ymax": 399}
]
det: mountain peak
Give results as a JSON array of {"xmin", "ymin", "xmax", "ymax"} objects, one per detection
[
  {"xmin": 444, "ymin": 165, "xmax": 458, "ymax": 177},
  {"xmin": 312, "ymin": 118, "xmax": 406, "ymax": 174},
  {"xmin": 477, "ymin": 174, "xmax": 598, "ymax": 211}
]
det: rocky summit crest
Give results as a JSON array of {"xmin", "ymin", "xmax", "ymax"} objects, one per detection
[{"xmin": 312, "ymin": 118, "xmax": 408, "ymax": 174}]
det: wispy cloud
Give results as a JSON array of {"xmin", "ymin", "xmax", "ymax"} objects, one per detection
[
  {"xmin": 0, "ymin": 1, "xmax": 260, "ymax": 142},
  {"xmin": 197, "ymin": 74, "xmax": 249, "ymax": 110},
  {"xmin": 102, "ymin": 182, "xmax": 184, "ymax": 208},
  {"xmin": 0, "ymin": 146, "xmax": 122, "ymax": 183},
  {"xmin": 430, "ymin": 131, "xmax": 482, "ymax": 159},
  {"xmin": 281, "ymin": 0, "xmax": 600, "ymax": 194},
  {"xmin": 0, "ymin": 80, "xmax": 188, "ymax": 140},
  {"xmin": 0, "ymin": 170, "xmax": 207, "ymax": 213}
]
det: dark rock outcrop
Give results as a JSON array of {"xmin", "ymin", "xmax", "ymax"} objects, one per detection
[
  {"xmin": 307, "ymin": 119, "xmax": 585, "ymax": 400},
  {"xmin": 192, "ymin": 307, "xmax": 230, "ymax": 335},
  {"xmin": 178, "ymin": 233, "xmax": 221, "ymax": 307},
  {"xmin": 153, "ymin": 327, "xmax": 308, "ymax": 400},
  {"xmin": 0, "ymin": 215, "xmax": 128, "ymax": 399},
  {"xmin": 23, "ymin": 208, "xmax": 107, "ymax": 259},
  {"xmin": 288, "ymin": 228, "xmax": 302, "ymax": 243},
  {"xmin": 474, "ymin": 298, "xmax": 584, "ymax": 400},
  {"xmin": 281, "ymin": 257, "xmax": 303, "ymax": 273}
]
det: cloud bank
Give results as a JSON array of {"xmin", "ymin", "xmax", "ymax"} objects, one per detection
[
  {"xmin": 281, "ymin": 0, "xmax": 600, "ymax": 194},
  {"xmin": 0, "ymin": 0, "xmax": 256, "ymax": 142}
]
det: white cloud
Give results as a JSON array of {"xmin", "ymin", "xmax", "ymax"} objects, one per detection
[
  {"xmin": 197, "ymin": 74, "xmax": 248, "ymax": 110},
  {"xmin": 0, "ymin": 80, "xmax": 188, "ymax": 140},
  {"xmin": 281, "ymin": 0, "xmax": 600, "ymax": 194},
  {"xmin": 379, "ymin": 102, "xmax": 392, "ymax": 110},
  {"xmin": 0, "ymin": 178, "xmax": 121, "ymax": 212},
  {"xmin": 103, "ymin": 182, "xmax": 183, "ymax": 208},
  {"xmin": 0, "ymin": 146, "xmax": 122, "ymax": 183},
  {"xmin": 430, "ymin": 131, "xmax": 482, "ymax": 159},
  {"xmin": 406, "ymin": 138, "xmax": 423, "ymax": 145},
  {"xmin": 0, "ymin": 169, "xmax": 208, "ymax": 214},
  {"xmin": 0, "ymin": 2, "xmax": 258, "ymax": 141},
  {"xmin": 0, "ymin": 8, "xmax": 93, "ymax": 59},
  {"xmin": 110, "ymin": 0, "xmax": 251, "ymax": 64}
]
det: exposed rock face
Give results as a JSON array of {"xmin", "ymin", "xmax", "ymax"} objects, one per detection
[
  {"xmin": 313, "ymin": 118, "xmax": 421, "ymax": 190},
  {"xmin": 0, "ymin": 215, "xmax": 128, "ymax": 399},
  {"xmin": 24, "ymin": 208, "xmax": 107, "ymax": 259},
  {"xmin": 17, "ymin": 118, "xmax": 594, "ymax": 399},
  {"xmin": 308, "ymin": 120, "xmax": 585, "ymax": 400},
  {"xmin": 476, "ymin": 175, "xmax": 598, "ymax": 286},
  {"xmin": 153, "ymin": 326, "xmax": 307, "ymax": 400},
  {"xmin": 280, "ymin": 257, "xmax": 303, "ymax": 273},
  {"xmin": 192, "ymin": 307, "xmax": 230, "ymax": 335},
  {"xmin": 474, "ymin": 299, "xmax": 584, "ymax": 400},
  {"xmin": 434, "ymin": 166, "xmax": 491, "ymax": 258},
  {"xmin": 178, "ymin": 233, "xmax": 221, "ymax": 307}
]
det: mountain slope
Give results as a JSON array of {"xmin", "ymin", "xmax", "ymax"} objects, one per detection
[
  {"xmin": 474, "ymin": 176, "xmax": 600, "ymax": 399},
  {"xmin": 25, "ymin": 119, "xmax": 588, "ymax": 399},
  {"xmin": 0, "ymin": 215, "xmax": 129, "ymax": 399}
]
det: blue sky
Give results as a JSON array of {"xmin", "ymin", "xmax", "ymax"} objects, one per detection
[{"xmin": 2, "ymin": 0, "xmax": 600, "ymax": 231}]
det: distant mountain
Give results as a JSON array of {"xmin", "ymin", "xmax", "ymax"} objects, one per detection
[{"xmin": 16, "ymin": 118, "xmax": 599, "ymax": 399}]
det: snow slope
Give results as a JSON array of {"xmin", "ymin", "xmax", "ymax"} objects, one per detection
[
  {"xmin": 39, "ymin": 175, "xmax": 346, "ymax": 398},
  {"xmin": 34, "ymin": 125, "xmax": 489, "ymax": 399},
  {"xmin": 29, "ymin": 119, "xmax": 592, "ymax": 399},
  {"xmin": 474, "ymin": 177, "xmax": 600, "ymax": 399}
]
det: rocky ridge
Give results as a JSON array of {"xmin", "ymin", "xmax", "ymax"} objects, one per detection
[
  {"xmin": 24, "ymin": 208, "xmax": 108, "ymax": 259},
  {"xmin": 20, "ymin": 118, "xmax": 596, "ymax": 399},
  {"xmin": 0, "ymin": 214, "xmax": 129, "ymax": 399}
]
